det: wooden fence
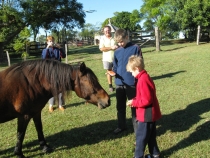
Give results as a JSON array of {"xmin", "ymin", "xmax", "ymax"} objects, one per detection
[
  {"xmin": 129, "ymin": 27, "xmax": 160, "ymax": 51},
  {"xmin": 27, "ymin": 43, "xmax": 68, "ymax": 63}
]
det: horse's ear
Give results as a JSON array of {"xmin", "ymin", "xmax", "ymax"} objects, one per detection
[{"xmin": 79, "ymin": 62, "xmax": 86, "ymax": 73}]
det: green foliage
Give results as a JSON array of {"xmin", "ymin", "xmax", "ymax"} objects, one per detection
[
  {"xmin": 101, "ymin": 18, "xmax": 110, "ymax": 28},
  {"xmin": 20, "ymin": 0, "xmax": 85, "ymax": 30},
  {"xmin": 101, "ymin": 10, "xmax": 142, "ymax": 31},
  {"xmin": 37, "ymin": 35, "xmax": 47, "ymax": 43},
  {"xmin": 21, "ymin": 51, "xmax": 29, "ymax": 60},
  {"xmin": 172, "ymin": 0, "xmax": 210, "ymax": 30},
  {"xmin": 13, "ymin": 27, "xmax": 30, "ymax": 53},
  {"xmin": 0, "ymin": 0, "xmax": 86, "ymax": 55},
  {"xmin": 79, "ymin": 23, "xmax": 97, "ymax": 39},
  {"xmin": 114, "ymin": 12, "xmax": 132, "ymax": 30},
  {"xmin": 140, "ymin": 0, "xmax": 210, "ymax": 39},
  {"xmin": 141, "ymin": 0, "xmax": 180, "ymax": 38},
  {"xmin": 0, "ymin": 5, "xmax": 24, "ymax": 42}
]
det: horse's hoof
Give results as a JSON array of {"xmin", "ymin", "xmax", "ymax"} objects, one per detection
[
  {"xmin": 14, "ymin": 153, "xmax": 25, "ymax": 158},
  {"xmin": 16, "ymin": 155, "xmax": 26, "ymax": 158},
  {"xmin": 42, "ymin": 145, "xmax": 53, "ymax": 153},
  {"xmin": 14, "ymin": 147, "xmax": 25, "ymax": 158}
]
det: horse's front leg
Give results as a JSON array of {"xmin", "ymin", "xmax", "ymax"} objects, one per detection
[
  {"xmin": 14, "ymin": 115, "xmax": 31, "ymax": 158},
  {"xmin": 33, "ymin": 112, "xmax": 52, "ymax": 153}
]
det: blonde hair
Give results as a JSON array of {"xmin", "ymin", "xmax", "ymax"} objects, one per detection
[
  {"xmin": 126, "ymin": 55, "xmax": 145, "ymax": 72},
  {"xmin": 46, "ymin": 36, "xmax": 55, "ymax": 42},
  {"xmin": 114, "ymin": 29, "xmax": 128, "ymax": 42}
]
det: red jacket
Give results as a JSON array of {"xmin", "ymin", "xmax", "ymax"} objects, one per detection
[{"xmin": 132, "ymin": 70, "xmax": 161, "ymax": 122}]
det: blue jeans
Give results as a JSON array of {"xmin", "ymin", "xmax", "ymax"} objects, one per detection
[
  {"xmin": 115, "ymin": 85, "xmax": 138, "ymax": 134},
  {"xmin": 135, "ymin": 121, "xmax": 160, "ymax": 158}
]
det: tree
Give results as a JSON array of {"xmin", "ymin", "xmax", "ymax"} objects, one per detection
[
  {"xmin": 13, "ymin": 27, "xmax": 31, "ymax": 53},
  {"xmin": 140, "ymin": 0, "xmax": 179, "ymax": 39},
  {"xmin": 170, "ymin": 0, "xmax": 210, "ymax": 39},
  {"xmin": 0, "ymin": 0, "xmax": 86, "ymax": 56},
  {"xmin": 101, "ymin": 10, "xmax": 142, "ymax": 31},
  {"xmin": 79, "ymin": 23, "xmax": 98, "ymax": 39},
  {"xmin": 114, "ymin": 12, "xmax": 132, "ymax": 30},
  {"xmin": 141, "ymin": 0, "xmax": 210, "ymax": 39},
  {"xmin": 37, "ymin": 35, "xmax": 46, "ymax": 43}
]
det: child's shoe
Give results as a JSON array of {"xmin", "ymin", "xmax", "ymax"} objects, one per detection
[
  {"xmin": 109, "ymin": 87, "xmax": 115, "ymax": 92},
  {"xmin": 59, "ymin": 106, "xmax": 65, "ymax": 111},
  {"xmin": 49, "ymin": 107, "xmax": 54, "ymax": 112}
]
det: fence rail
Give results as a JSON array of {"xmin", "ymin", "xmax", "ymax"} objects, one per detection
[{"xmin": 129, "ymin": 30, "xmax": 155, "ymax": 47}]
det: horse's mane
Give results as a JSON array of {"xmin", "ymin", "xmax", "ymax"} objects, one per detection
[
  {"xmin": 5, "ymin": 60, "xmax": 74, "ymax": 96},
  {"xmin": 4, "ymin": 59, "xmax": 99, "ymax": 97}
]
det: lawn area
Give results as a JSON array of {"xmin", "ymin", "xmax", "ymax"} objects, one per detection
[{"xmin": 0, "ymin": 42, "xmax": 210, "ymax": 158}]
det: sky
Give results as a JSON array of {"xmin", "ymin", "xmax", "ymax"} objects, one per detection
[
  {"xmin": 79, "ymin": 0, "xmax": 143, "ymax": 26},
  {"xmin": 38, "ymin": 0, "xmax": 143, "ymax": 36}
]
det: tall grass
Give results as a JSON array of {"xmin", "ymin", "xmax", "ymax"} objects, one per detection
[{"xmin": 0, "ymin": 42, "xmax": 210, "ymax": 157}]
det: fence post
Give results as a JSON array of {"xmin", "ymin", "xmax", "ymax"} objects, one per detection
[
  {"xmin": 26, "ymin": 44, "xmax": 30, "ymax": 55},
  {"xmin": 197, "ymin": 25, "xmax": 201, "ymax": 45},
  {"xmin": 6, "ymin": 51, "xmax": 10, "ymax": 66},
  {"xmin": 155, "ymin": 27, "xmax": 160, "ymax": 52},
  {"xmin": 127, "ymin": 30, "xmax": 130, "ymax": 41},
  {"xmin": 65, "ymin": 44, "xmax": 68, "ymax": 64}
]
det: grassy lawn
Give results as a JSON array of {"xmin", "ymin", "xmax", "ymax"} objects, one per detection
[{"xmin": 0, "ymin": 42, "xmax": 210, "ymax": 157}]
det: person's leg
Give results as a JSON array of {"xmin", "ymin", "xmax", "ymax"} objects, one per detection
[
  {"xmin": 106, "ymin": 69, "xmax": 113, "ymax": 88},
  {"xmin": 58, "ymin": 93, "xmax": 65, "ymax": 111},
  {"xmin": 148, "ymin": 122, "xmax": 160, "ymax": 157},
  {"xmin": 103, "ymin": 61, "xmax": 114, "ymax": 92},
  {"xmin": 134, "ymin": 122, "xmax": 150, "ymax": 158},
  {"xmin": 48, "ymin": 97, "xmax": 54, "ymax": 112},
  {"xmin": 114, "ymin": 85, "xmax": 127, "ymax": 134},
  {"xmin": 126, "ymin": 85, "xmax": 138, "ymax": 135},
  {"xmin": 107, "ymin": 62, "xmax": 114, "ymax": 91}
]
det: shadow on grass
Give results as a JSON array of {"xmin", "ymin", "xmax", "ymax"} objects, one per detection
[
  {"xmin": 0, "ymin": 118, "xmax": 134, "ymax": 157},
  {"xmin": 65, "ymin": 101, "xmax": 87, "ymax": 108},
  {"xmin": 3, "ymin": 95, "xmax": 209, "ymax": 157},
  {"xmin": 142, "ymin": 46, "xmax": 187, "ymax": 54},
  {"xmin": 64, "ymin": 90, "xmax": 116, "ymax": 109},
  {"xmin": 151, "ymin": 70, "xmax": 186, "ymax": 80},
  {"xmin": 0, "ymin": 92, "xmax": 120, "ymax": 158},
  {"xmin": 158, "ymin": 98, "xmax": 210, "ymax": 157},
  {"xmin": 162, "ymin": 45, "xmax": 187, "ymax": 52},
  {"xmin": 69, "ymin": 46, "xmax": 100, "ymax": 55}
]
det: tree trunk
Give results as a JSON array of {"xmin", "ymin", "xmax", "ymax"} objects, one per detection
[
  {"xmin": 197, "ymin": 25, "xmax": 201, "ymax": 45},
  {"xmin": 0, "ymin": 42, "xmax": 5, "ymax": 59},
  {"xmin": 155, "ymin": 27, "xmax": 160, "ymax": 52}
]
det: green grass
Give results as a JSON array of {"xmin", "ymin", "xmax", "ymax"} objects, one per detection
[{"xmin": 0, "ymin": 42, "xmax": 210, "ymax": 157}]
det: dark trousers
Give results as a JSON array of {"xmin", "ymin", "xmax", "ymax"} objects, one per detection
[
  {"xmin": 116, "ymin": 85, "xmax": 138, "ymax": 134},
  {"xmin": 135, "ymin": 121, "xmax": 160, "ymax": 158}
]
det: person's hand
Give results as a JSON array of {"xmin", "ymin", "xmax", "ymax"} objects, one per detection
[
  {"xmin": 54, "ymin": 43, "xmax": 61, "ymax": 49},
  {"xmin": 47, "ymin": 42, "xmax": 53, "ymax": 48},
  {"xmin": 126, "ymin": 100, "xmax": 133, "ymax": 107},
  {"xmin": 111, "ymin": 45, "xmax": 119, "ymax": 50}
]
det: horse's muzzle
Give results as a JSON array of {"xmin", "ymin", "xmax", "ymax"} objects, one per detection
[{"xmin": 97, "ymin": 98, "xmax": 111, "ymax": 109}]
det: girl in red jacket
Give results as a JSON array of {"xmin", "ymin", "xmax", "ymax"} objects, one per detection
[{"xmin": 126, "ymin": 55, "xmax": 161, "ymax": 158}]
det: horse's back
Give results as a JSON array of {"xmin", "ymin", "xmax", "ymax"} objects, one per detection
[
  {"xmin": 0, "ymin": 65, "xmax": 49, "ymax": 123},
  {"xmin": 0, "ymin": 72, "xmax": 18, "ymax": 123}
]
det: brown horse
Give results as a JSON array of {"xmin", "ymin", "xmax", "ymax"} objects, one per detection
[{"xmin": 0, "ymin": 59, "xmax": 110, "ymax": 158}]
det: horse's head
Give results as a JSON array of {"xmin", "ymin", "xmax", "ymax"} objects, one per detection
[{"xmin": 72, "ymin": 62, "xmax": 110, "ymax": 109}]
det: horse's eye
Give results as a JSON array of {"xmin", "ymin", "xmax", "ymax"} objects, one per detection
[
  {"xmin": 93, "ymin": 89, "xmax": 97, "ymax": 94},
  {"xmin": 84, "ymin": 96, "xmax": 90, "ymax": 100}
]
